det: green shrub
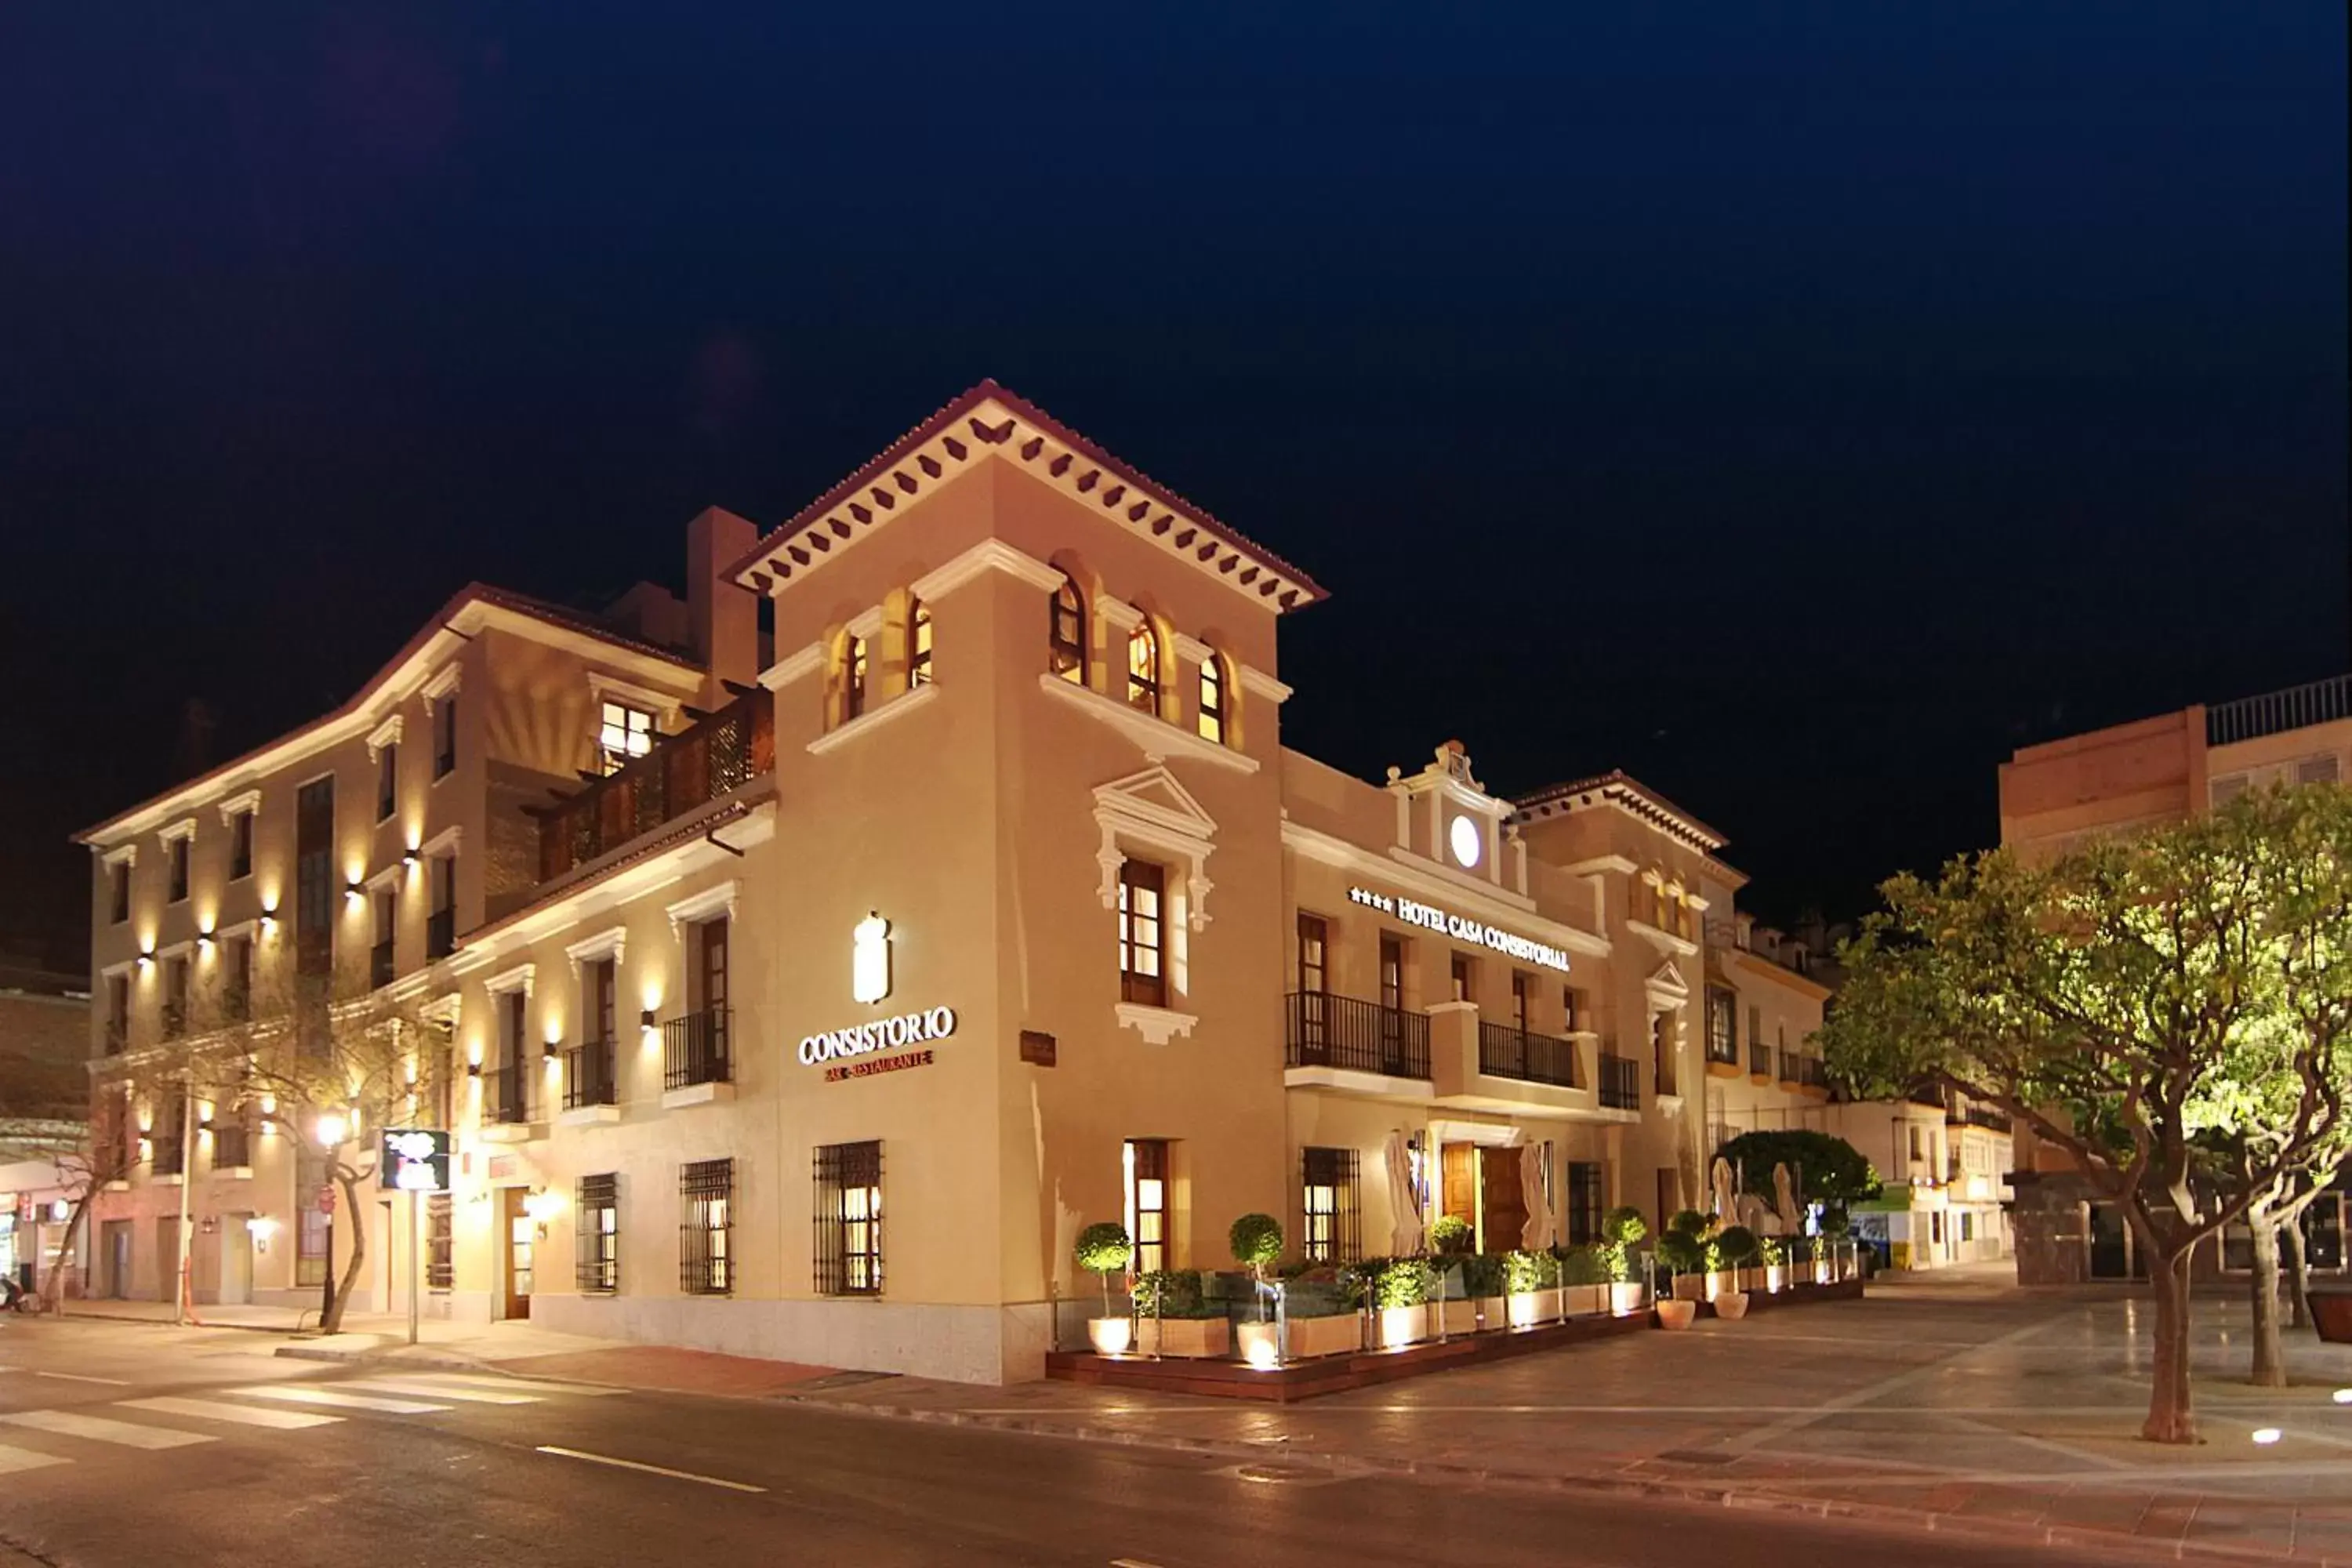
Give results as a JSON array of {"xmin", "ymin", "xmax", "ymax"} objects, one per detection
[
  {"xmin": 1430, "ymin": 1214, "xmax": 1475, "ymax": 1256},
  {"xmin": 1756, "ymin": 1236, "xmax": 1785, "ymax": 1267},
  {"xmin": 1131, "ymin": 1269, "xmax": 1222, "ymax": 1319},
  {"xmin": 1715, "ymin": 1225, "xmax": 1760, "ymax": 1269},
  {"xmin": 1371, "ymin": 1257, "xmax": 1439, "ymax": 1309},
  {"xmin": 1655, "ymin": 1230, "xmax": 1708, "ymax": 1277},
  {"xmin": 1458, "ymin": 1252, "xmax": 1507, "ymax": 1298},
  {"xmin": 1074, "ymin": 1222, "xmax": 1133, "ymax": 1315},
  {"xmin": 1558, "ymin": 1243, "xmax": 1611, "ymax": 1287},
  {"xmin": 1601, "ymin": 1206, "xmax": 1649, "ymax": 1248},
  {"xmin": 1282, "ymin": 1268, "xmax": 1359, "ymax": 1319},
  {"xmin": 1504, "ymin": 1248, "xmax": 1561, "ymax": 1293},
  {"xmin": 1229, "ymin": 1213, "xmax": 1283, "ymax": 1275},
  {"xmin": 1665, "ymin": 1208, "xmax": 1713, "ymax": 1240}
]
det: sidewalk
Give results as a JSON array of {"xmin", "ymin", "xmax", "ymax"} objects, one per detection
[{"xmin": 778, "ymin": 1283, "xmax": 2352, "ymax": 1566}]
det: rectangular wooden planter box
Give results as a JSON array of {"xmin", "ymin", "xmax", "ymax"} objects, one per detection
[
  {"xmin": 1137, "ymin": 1317, "xmax": 1232, "ymax": 1359},
  {"xmin": 1610, "ymin": 1281, "xmax": 1645, "ymax": 1316},
  {"xmin": 1476, "ymin": 1295, "xmax": 1510, "ymax": 1330},
  {"xmin": 1436, "ymin": 1298, "xmax": 1479, "ymax": 1337},
  {"xmin": 1564, "ymin": 1283, "xmax": 1606, "ymax": 1317},
  {"xmin": 1507, "ymin": 1288, "xmax": 1563, "ymax": 1327},
  {"xmin": 1375, "ymin": 1304, "xmax": 1429, "ymax": 1349},
  {"xmin": 1286, "ymin": 1312, "xmax": 1363, "ymax": 1359}
]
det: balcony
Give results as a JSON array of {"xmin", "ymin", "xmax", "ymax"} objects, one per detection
[
  {"xmin": 1949, "ymin": 1102, "xmax": 2013, "ymax": 1133},
  {"xmin": 562, "ymin": 1039, "xmax": 618, "ymax": 1119},
  {"xmin": 535, "ymin": 687, "xmax": 773, "ymax": 884},
  {"xmin": 485, "ymin": 1065, "xmax": 533, "ymax": 1129},
  {"xmin": 1777, "ymin": 1047, "xmax": 1802, "ymax": 1087},
  {"xmin": 1478, "ymin": 1020, "xmax": 1579, "ymax": 1088},
  {"xmin": 1748, "ymin": 1039, "xmax": 1772, "ymax": 1080},
  {"xmin": 1284, "ymin": 992, "xmax": 1429, "ymax": 1080},
  {"xmin": 152, "ymin": 1133, "xmax": 185, "ymax": 1178},
  {"xmin": 2207, "ymin": 673, "xmax": 2352, "ymax": 746},
  {"xmin": 663, "ymin": 1008, "xmax": 732, "ymax": 1102},
  {"xmin": 1799, "ymin": 1055, "xmax": 1831, "ymax": 1096},
  {"xmin": 1599, "ymin": 1052, "xmax": 1639, "ymax": 1111},
  {"xmin": 426, "ymin": 907, "xmax": 455, "ymax": 960},
  {"xmin": 370, "ymin": 938, "xmax": 395, "ymax": 991}
]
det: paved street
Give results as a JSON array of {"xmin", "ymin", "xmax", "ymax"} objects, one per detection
[{"xmin": 1, "ymin": 1310, "xmax": 2118, "ymax": 1568}]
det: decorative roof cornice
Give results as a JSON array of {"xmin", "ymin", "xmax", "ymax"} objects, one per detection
[
  {"xmin": 724, "ymin": 379, "xmax": 1327, "ymax": 614},
  {"xmin": 1509, "ymin": 768, "xmax": 1728, "ymax": 854}
]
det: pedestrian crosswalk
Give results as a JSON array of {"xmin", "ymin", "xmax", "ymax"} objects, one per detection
[{"xmin": 0, "ymin": 1370, "xmax": 609, "ymax": 1475}]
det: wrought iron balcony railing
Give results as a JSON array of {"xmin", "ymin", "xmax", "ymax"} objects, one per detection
[
  {"xmin": 486, "ymin": 1065, "xmax": 532, "ymax": 1126},
  {"xmin": 563, "ymin": 1039, "xmax": 617, "ymax": 1110},
  {"xmin": 663, "ymin": 1008, "xmax": 732, "ymax": 1091},
  {"xmin": 1599, "ymin": 1052, "xmax": 1639, "ymax": 1110},
  {"xmin": 1478, "ymin": 1020, "xmax": 1579, "ymax": 1088},
  {"xmin": 1284, "ymin": 992, "xmax": 1430, "ymax": 1080}
]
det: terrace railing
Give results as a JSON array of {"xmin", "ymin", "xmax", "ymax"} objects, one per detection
[
  {"xmin": 535, "ymin": 686, "xmax": 773, "ymax": 884},
  {"xmin": 1478, "ymin": 1020, "xmax": 1579, "ymax": 1088},
  {"xmin": 1285, "ymin": 992, "xmax": 1430, "ymax": 1080}
]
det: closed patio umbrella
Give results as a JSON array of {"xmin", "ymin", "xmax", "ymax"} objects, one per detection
[
  {"xmin": 1519, "ymin": 1142, "xmax": 1552, "ymax": 1250},
  {"xmin": 1383, "ymin": 1131, "xmax": 1424, "ymax": 1255}
]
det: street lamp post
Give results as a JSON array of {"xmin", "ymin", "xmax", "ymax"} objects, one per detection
[{"xmin": 315, "ymin": 1112, "xmax": 346, "ymax": 1326}]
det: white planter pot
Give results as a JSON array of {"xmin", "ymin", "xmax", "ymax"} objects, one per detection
[
  {"xmin": 1715, "ymin": 1291, "xmax": 1751, "ymax": 1321},
  {"xmin": 1656, "ymin": 1298, "xmax": 1698, "ymax": 1330},
  {"xmin": 1087, "ymin": 1316, "xmax": 1134, "ymax": 1356},
  {"xmin": 1376, "ymin": 1304, "xmax": 1428, "ymax": 1349},
  {"xmin": 1476, "ymin": 1295, "xmax": 1510, "ymax": 1331},
  {"xmin": 1436, "ymin": 1298, "xmax": 1479, "ymax": 1337},
  {"xmin": 1136, "ymin": 1317, "xmax": 1231, "ymax": 1359},
  {"xmin": 1506, "ymin": 1288, "xmax": 1559, "ymax": 1328},
  {"xmin": 1610, "ymin": 1280, "xmax": 1646, "ymax": 1316},
  {"xmin": 1287, "ymin": 1312, "xmax": 1363, "ymax": 1359},
  {"xmin": 1705, "ymin": 1270, "xmax": 1737, "ymax": 1303},
  {"xmin": 1764, "ymin": 1265, "xmax": 1787, "ymax": 1294},
  {"xmin": 1236, "ymin": 1319, "xmax": 1281, "ymax": 1368},
  {"xmin": 1564, "ymin": 1283, "xmax": 1606, "ymax": 1318}
]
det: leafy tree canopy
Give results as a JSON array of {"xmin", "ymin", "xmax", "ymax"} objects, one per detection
[{"xmin": 1715, "ymin": 1129, "xmax": 1882, "ymax": 1208}]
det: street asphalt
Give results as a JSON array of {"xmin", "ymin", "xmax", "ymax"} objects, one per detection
[{"xmin": 0, "ymin": 1316, "xmax": 2130, "ymax": 1567}]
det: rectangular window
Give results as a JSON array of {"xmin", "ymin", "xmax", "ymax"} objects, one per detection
[
  {"xmin": 1907, "ymin": 1125, "xmax": 1924, "ymax": 1162},
  {"xmin": 212, "ymin": 1102, "xmax": 252, "ymax": 1172},
  {"xmin": 434, "ymin": 695, "xmax": 457, "ymax": 778},
  {"xmin": 223, "ymin": 935, "xmax": 252, "ymax": 1022},
  {"xmin": 1566, "ymin": 1161, "xmax": 1604, "ymax": 1245},
  {"xmin": 105, "ymin": 974, "xmax": 130, "ymax": 1053},
  {"xmin": 575, "ymin": 1174, "xmax": 619, "ymax": 1293},
  {"xmin": 1379, "ymin": 934, "xmax": 1405, "ymax": 1012},
  {"xmin": 169, "ymin": 835, "xmax": 190, "ymax": 903},
  {"xmin": 1196, "ymin": 657, "xmax": 1225, "ymax": 745},
  {"xmin": 1117, "ymin": 858, "xmax": 1167, "ymax": 1007},
  {"xmin": 680, "ymin": 1158, "xmax": 733, "ymax": 1295},
  {"xmin": 109, "ymin": 859, "xmax": 130, "ymax": 924},
  {"xmin": 1561, "ymin": 985, "xmax": 1581, "ymax": 1033},
  {"xmin": 1296, "ymin": 913, "xmax": 1327, "ymax": 995},
  {"xmin": 162, "ymin": 956, "xmax": 188, "ymax": 1040},
  {"xmin": 1126, "ymin": 1138, "xmax": 1170, "ymax": 1276},
  {"xmin": 1450, "ymin": 951, "xmax": 1473, "ymax": 1004},
  {"xmin": 1511, "ymin": 971, "xmax": 1532, "ymax": 1034},
  {"xmin": 426, "ymin": 1195, "xmax": 454, "ymax": 1289},
  {"xmin": 1705, "ymin": 987, "xmax": 1738, "ymax": 1065},
  {"xmin": 814, "ymin": 1141, "xmax": 884, "ymax": 1296},
  {"xmin": 153, "ymin": 1087, "xmax": 187, "ymax": 1176},
  {"xmin": 371, "ymin": 886, "xmax": 397, "ymax": 989},
  {"xmin": 295, "ymin": 777, "xmax": 335, "ymax": 980},
  {"xmin": 597, "ymin": 701, "xmax": 655, "ymax": 775},
  {"xmin": 230, "ymin": 809, "xmax": 253, "ymax": 880},
  {"xmin": 377, "ymin": 742, "xmax": 398, "ymax": 822},
  {"xmin": 1300, "ymin": 1146, "xmax": 1359, "ymax": 1264},
  {"xmin": 426, "ymin": 853, "xmax": 456, "ymax": 959}
]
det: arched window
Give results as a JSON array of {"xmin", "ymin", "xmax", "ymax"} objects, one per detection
[
  {"xmin": 1049, "ymin": 575, "xmax": 1085, "ymax": 684},
  {"xmin": 1197, "ymin": 652, "xmax": 1226, "ymax": 745},
  {"xmin": 909, "ymin": 598, "xmax": 934, "ymax": 688},
  {"xmin": 1126, "ymin": 622, "xmax": 1160, "ymax": 715},
  {"xmin": 842, "ymin": 633, "xmax": 869, "ymax": 723}
]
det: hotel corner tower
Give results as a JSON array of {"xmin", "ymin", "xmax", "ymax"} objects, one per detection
[{"xmin": 78, "ymin": 381, "xmax": 1838, "ymax": 1382}]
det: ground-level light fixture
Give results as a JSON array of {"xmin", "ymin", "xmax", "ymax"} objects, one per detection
[{"xmin": 2251, "ymin": 1428, "xmax": 2283, "ymax": 1446}]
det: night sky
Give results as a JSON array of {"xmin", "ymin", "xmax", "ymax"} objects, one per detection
[{"xmin": 5, "ymin": 5, "xmax": 2345, "ymax": 974}]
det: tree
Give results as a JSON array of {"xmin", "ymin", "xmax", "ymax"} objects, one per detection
[
  {"xmin": 1713, "ymin": 1129, "xmax": 1882, "ymax": 1225},
  {"xmin": 1824, "ymin": 785, "xmax": 2352, "ymax": 1445},
  {"xmin": 1074, "ymin": 1222, "xmax": 1132, "ymax": 1317}
]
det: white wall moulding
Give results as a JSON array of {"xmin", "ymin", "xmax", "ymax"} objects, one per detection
[
  {"xmin": 421, "ymin": 662, "xmax": 462, "ymax": 710},
  {"xmin": 1114, "ymin": 1003, "xmax": 1197, "ymax": 1047},
  {"xmin": 365, "ymin": 714, "xmax": 404, "ymax": 758},
  {"xmin": 908, "ymin": 538, "xmax": 1066, "ymax": 602},
  {"xmin": 758, "ymin": 641, "xmax": 824, "ymax": 691},
  {"xmin": 216, "ymin": 789, "xmax": 262, "ymax": 824},
  {"xmin": 663, "ymin": 881, "xmax": 739, "ymax": 939},
  {"xmin": 562, "ymin": 925, "xmax": 629, "ymax": 975},
  {"xmin": 806, "ymin": 681, "xmax": 941, "ymax": 757},
  {"xmin": 484, "ymin": 961, "xmax": 536, "ymax": 997},
  {"xmin": 1041, "ymin": 673, "xmax": 1259, "ymax": 775},
  {"xmin": 1092, "ymin": 767, "xmax": 1219, "ymax": 931}
]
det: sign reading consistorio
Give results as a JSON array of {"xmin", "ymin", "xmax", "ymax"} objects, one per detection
[{"xmin": 379, "ymin": 1128, "xmax": 452, "ymax": 1193}]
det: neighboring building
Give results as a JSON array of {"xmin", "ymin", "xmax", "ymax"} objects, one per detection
[
  {"xmin": 1996, "ymin": 673, "xmax": 2352, "ymax": 1286},
  {"xmin": 81, "ymin": 380, "xmax": 1891, "ymax": 1380},
  {"xmin": 0, "ymin": 955, "xmax": 93, "ymax": 1294}
]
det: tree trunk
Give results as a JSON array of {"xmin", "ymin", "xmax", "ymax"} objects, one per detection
[
  {"xmin": 321, "ymin": 1169, "xmax": 369, "ymax": 1334},
  {"xmin": 2247, "ymin": 1203, "xmax": 2286, "ymax": 1388},
  {"xmin": 41, "ymin": 1190, "xmax": 96, "ymax": 1315},
  {"xmin": 2284, "ymin": 1218, "xmax": 2313, "ymax": 1332},
  {"xmin": 2143, "ymin": 1242, "xmax": 2198, "ymax": 1443}
]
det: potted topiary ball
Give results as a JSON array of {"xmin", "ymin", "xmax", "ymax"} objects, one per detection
[
  {"xmin": 1664, "ymin": 1210, "xmax": 1717, "ymax": 1303},
  {"xmin": 1601, "ymin": 1206, "xmax": 1650, "ymax": 1316},
  {"xmin": 1228, "ymin": 1213, "xmax": 1285, "ymax": 1367},
  {"xmin": 1430, "ymin": 1214, "xmax": 1475, "ymax": 1256},
  {"xmin": 1712, "ymin": 1225, "xmax": 1759, "ymax": 1319},
  {"xmin": 1653, "ymin": 1228, "xmax": 1704, "ymax": 1329},
  {"xmin": 1074, "ymin": 1221, "xmax": 1134, "ymax": 1355}
]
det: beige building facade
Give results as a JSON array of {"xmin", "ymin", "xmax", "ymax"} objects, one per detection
[{"xmin": 83, "ymin": 381, "xmax": 1865, "ymax": 1379}]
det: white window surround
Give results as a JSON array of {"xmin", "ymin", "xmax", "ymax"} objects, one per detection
[
  {"xmin": 216, "ymin": 919, "xmax": 258, "ymax": 945},
  {"xmin": 1171, "ymin": 631, "xmax": 1214, "ymax": 666},
  {"xmin": 101, "ymin": 843, "xmax": 139, "ymax": 868},
  {"xmin": 100, "ymin": 959, "xmax": 136, "ymax": 981},
  {"xmin": 419, "ymin": 992, "xmax": 461, "ymax": 1025},
  {"xmin": 589, "ymin": 672, "xmax": 682, "ymax": 726},
  {"xmin": 365, "ymin": 864, "xmax": 403, "ymax": 892},
  {"xmin": 365, "ymin": 714, "xmax": 404, "ymax": 759},
  {"xmin": 845, "ymin": 605, "xmax": 884, "ymax": 641},
  {"xmin": 563, "ymin": 925, "xmax": 629, "ymax": 975},
  {"xmin": 664, "ymin": 881, "xmax": 739, "ymax": 939},
  {"xmin": 907, "ymin": 538, "xmax": 1067, "ymax": 602},
  {"xmin": 1115, "ymin": 1002, "xmax": 1198, "ymax": 1047},
  {"xmin": 158, "ymin": 818, "xmax": 198, "ymax": 844},
  {"xmin": 1092, "ymin": 766, "xmax": 1219, "ymax": 931},
  {"xmin": 216, "ymin": 789, "xmax": 261, "ymax": 826},
  {"xmin": 1097, "ymin": 596, "xmax": 1145, "ymax": 633},
  {"xmin": 1038, "ymin": 673, "xmax": 1259, "ymax": 775},
  {"xmin": 156, "ymin": 940, "xmax": 194, "ymax": 962},
  {"xmin": 758, "ymin": 641, "xmax": 825, "ymax": 691},
  {"xmin": 419, "ymin": 825, "xmax": 463, "ymax": 860},
  {"xmin": 807, "ymin": 681, "xmax": 941, "ymax": 757},
  {"xmin": 1238, "ymin": 666, "xmax": 1291, "ymax": 706},
  {"xmin": 485, "ymin": 961, "xmax": 536, "ymax": 997},
  {"xmin": 421, "ymin": 663, "xmax": 462, "ymax": 711}
]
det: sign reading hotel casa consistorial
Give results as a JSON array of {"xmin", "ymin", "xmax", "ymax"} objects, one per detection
[{"xmin": 1347, "ymin": 886, "xmax": 1571, "ymax": 974}]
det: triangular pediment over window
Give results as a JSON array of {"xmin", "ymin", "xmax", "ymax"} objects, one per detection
[
  {"xmin": 1646, "ymin": 960, "xmax": 1690, "ymax": 1002},
  {"xmin": 1094, "ymin": 766, "xmax": 1217, "ymax": 840},
  {"xmin": 1092, "ymin": 766, "xmax": 1219, "ymax": 930}
]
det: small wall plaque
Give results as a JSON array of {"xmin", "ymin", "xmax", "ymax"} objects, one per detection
[{"xmin": 1018, "ymin": 1029, "xmax": 1058, "ymax": 1067}]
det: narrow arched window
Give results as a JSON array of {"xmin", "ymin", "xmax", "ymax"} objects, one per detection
[
  {"xmin": 1049, "ymin": 575, "xmax": 1086, "ymax": 684},
  {"xmin": 909, "ymin": 597, "xmax": 934, "ymax": 688},
  {"xmin": 1127, "ymin": 622, "xmax": 1160, "ymax": 715},
  {"xmin": 843, "ymin": 633, "xmax": 869, "ymax": 722},
  {"xmin": 1197, "ymin": 653, "xmax": 1226, "ymax": 745}
]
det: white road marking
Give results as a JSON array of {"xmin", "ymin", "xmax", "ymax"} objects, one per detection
[
  {"xmin": 1110, "ymin": 1559, "xmax": 1167, "ymax": 1567},
  {"xmin": 0, "ymin": 1443, "xmax": 71, "ymax": 1475},
  {"xmin": 118, "ymin": 1396, "xmax": 343, "ymax": 1431},
  {"xmin": 0, "ymin": 1409, "xmax": 214, "ymax": 1450},
  {"xmin": 535, "ymin": 1444, "xmax": 766, "ymax": 1493},
  {"xmin": 336, "ymin": 1377, "xmax": 539, "ymax": 1405},
  {"xmin": 231, "ymin": 1385, "xmax": 449, "ymax": 1414},
  {"xmin": 34, "ymin": 1370, "xmax": 130, "ymax": 1386},
  {"xmin": 405, "ymin": 1372, "xmax": 626, "ymax": 1396}
]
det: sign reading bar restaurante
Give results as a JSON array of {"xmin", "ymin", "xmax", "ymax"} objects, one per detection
[{"xmin": 1347, "ymin": 886, "xmax": 1571, "ymax": 973}]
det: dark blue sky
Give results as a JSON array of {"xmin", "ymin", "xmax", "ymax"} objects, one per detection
[{"xmin": 4, "ymin": 3, "xmax": 2344, "ymax": 966}]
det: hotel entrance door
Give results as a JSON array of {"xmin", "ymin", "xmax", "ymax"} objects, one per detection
[
  {"xmin": 1479, "ymin": 1149, "xmax": 1527, "ymax": 1252},
  {"xmin": 500, "ymin": 1187, "xmax": 534, "ymax": 1320}
]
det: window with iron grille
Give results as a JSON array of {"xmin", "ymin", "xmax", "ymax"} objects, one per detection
[
  {"xmin": 576, "ymin": 1174, "xmax": 619, "ymax": 1293},
  {"xmin": 1300, "ymin": 1147, "xmax": 1359, "ymax": 1264},
  {"xmin": 680, "ymin": 1158, "xmax": 733, "ymax": 1295},
  {"xmin": 426, "ymin": 1194, "xmax": 453, "ymax": 1288},
  {"xmin": 813, "ymin": 1141, "xmax": 883, "ymax": 1296},
  {"xmin": 1566, "ymin": 1161, "xmax": 1605, "ymax": 1245}
]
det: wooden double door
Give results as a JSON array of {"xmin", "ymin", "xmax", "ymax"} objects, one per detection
[{"xmin": 1439, "ymin": 1143, "xmax": 1528, "ymax": 1253}]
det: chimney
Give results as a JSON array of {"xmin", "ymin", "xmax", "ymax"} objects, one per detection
[{"xmin": 686, "ymin": 506, "xmax": 759, "ymax": 707}]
